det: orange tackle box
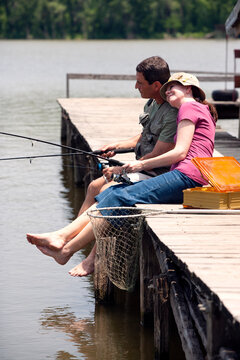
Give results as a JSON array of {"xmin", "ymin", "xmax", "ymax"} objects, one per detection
[{"xmin": 183, "ymin": 157, "xmax": 240, "ymax": 209}]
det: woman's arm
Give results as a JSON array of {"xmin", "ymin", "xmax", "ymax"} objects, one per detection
[
  {"xmin": 122, "ymin": 119, "xmax": 195, "ymax": 173},
  {"xmin": 140, "ymin": 140, "xmax": 175, "ymax": 160}
]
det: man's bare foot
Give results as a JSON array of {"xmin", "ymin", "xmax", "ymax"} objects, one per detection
[
  {"xmin": 26, "ymin": 232, "xmax": 66, "ymax": 250},
  {"xmin": 69, "ymin": 258, "xmax": 94, "ymax": 277},
  {"xmin": 36, "ymin": 245, "xmax": 72, "ymax": 265}
]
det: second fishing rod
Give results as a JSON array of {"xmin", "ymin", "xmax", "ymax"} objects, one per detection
[
  {"xmin": 0, "ymin": 131, "xmax": 154, "ymax": 183},
  {"xmin": 0, "ymin": 131, "xmax": 134, "ymax": 168}
]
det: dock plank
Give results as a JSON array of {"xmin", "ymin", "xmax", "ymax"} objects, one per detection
[
  {"xmin": 139, "ymin": 204, "xmax": 240, "ymax": 323},
  {"xmin": 58, "ymin": 98, "xmax": 145, "ymax": 162}
]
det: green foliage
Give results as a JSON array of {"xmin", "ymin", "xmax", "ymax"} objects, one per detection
[{"xmin": 0, "ymin": 0, "xmax": 237, "ymax": 39}]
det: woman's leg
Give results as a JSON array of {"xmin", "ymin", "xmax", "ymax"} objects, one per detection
[
  {"xmin": 27, "ymin": 204, "xmax": 97, "ymax": 250},
  {"xmin": 35, "ymin": 222, "xmax": 96, "ymax": 265},
  {"xmin": 95, "ymin": 170, "xmax": 201, "ymax": 208}
]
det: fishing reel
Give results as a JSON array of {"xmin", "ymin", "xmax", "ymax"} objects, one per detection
[
  {"xmin": 112, "ymin": 173, "xmax": 133, "ymax": 185},
  {"xmin": 98, "ymin": 162, "xmax": 133, "ymax": 185}
]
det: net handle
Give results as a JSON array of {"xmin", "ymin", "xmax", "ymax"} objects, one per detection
[{"xmin": 87, "ymin": 207, "xmax": 162, "ymax": 219}]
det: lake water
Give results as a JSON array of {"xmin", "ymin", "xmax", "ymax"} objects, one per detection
[{"xmin": 0, "ymin": 39, "xmax": 240, "ymax": 360}]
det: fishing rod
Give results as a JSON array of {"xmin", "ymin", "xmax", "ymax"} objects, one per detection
[
  {"xmin": 0, "ymin": 153, "xmax": 77, "ymax": 161},
  {"xmin": 0, "ymin": 131, "xmax": 133, "ymax": 167},
  {"xmin": 0, "ymin": 149, "xmax": 136, "ymax": 162},
  {"xmin": 0, "ymin": 131, "xmax": 153, "ymax": 182}
]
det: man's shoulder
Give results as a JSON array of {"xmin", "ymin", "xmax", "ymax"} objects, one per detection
[
  {"xmin": 155, "ymin": 101, "xmax": 178, "ymax": 119},
  {"xmin": 143, "ymin": 98, "xmax": 154, "ymax": 111},
  {"xmin": 161, "ymin": 101, "xmax": 177, "ymax": 112},
  {"xmin": 146, "ymin": 98, "xmax": 154, "ymax": 107}
]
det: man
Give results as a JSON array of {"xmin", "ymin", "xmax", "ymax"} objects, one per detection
[{"xmin": 69, "ymin": 56, "xmax": 178, "ymax": 277}]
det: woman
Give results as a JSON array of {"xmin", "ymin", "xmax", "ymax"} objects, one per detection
[{"xmin": 27, "ymin": 72, "xmax": 217, "ymax": 267}]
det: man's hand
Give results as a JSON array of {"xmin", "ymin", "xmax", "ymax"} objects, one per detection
[{"xmin": 99, "ymin": 143, "xmax": 118, "ymax": 158}]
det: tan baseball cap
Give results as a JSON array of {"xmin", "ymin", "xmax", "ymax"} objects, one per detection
[{"xmin": 160, "ymin": 72, "xmax": 206, "ymax": 101}]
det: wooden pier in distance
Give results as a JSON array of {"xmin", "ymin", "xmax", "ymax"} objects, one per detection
[{"xmin": 58, "ymin": 97, "xmax": 240, "ymax": 360}]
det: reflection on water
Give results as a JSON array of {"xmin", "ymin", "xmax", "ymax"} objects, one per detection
[{"xmin": 40, "ymin": 298, "xmax": 154, "ymax": 360}]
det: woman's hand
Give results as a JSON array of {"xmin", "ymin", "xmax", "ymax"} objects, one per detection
[{"xmin": 122, "ymin": 161, "xmax": 144, "ymax": 173}]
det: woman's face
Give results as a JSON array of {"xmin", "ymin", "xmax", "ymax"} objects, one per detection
[{"xmin": 165, "ymin": 82, "xmax": 190, "ymax": 108}]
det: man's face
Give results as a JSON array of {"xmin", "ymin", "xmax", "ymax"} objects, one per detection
[{"xmin": 135, "ymin": 72, "xmax": 155, "ymax": 99}]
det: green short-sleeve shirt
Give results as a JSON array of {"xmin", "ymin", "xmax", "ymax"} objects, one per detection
[
  {"xmin": 144, "ymin": 100, "xmax": 177, "ymax": 143},
  {"xmin": 135, "ymin": 100, "xmax": 178, "ymax": 159}
]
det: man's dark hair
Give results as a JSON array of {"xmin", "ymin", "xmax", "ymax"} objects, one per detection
[{"xmin": 136, "ymin": 56, "xmax": 170, "ymax": 85}]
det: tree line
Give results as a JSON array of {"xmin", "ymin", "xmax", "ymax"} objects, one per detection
[{"xmin": 0, "ymin": 0, "xmax": 237, "ymax": 39}]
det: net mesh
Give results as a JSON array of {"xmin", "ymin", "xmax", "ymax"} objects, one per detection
[{"xmin": 88, "ymin": 207, "xmax": 146, "ymax": 291}]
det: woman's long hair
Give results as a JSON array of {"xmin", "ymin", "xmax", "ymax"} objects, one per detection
[{"xmin": 192, "ymin": 87, "xmax": 218, "ymax": 122}]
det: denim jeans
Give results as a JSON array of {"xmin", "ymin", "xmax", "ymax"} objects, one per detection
[{"xmin": 96, "ymin": 170, "xmax": 202, "ymax": 209}]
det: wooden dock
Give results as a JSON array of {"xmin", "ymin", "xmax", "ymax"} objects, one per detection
[
  {"xmin": 58, "ymin": 97, "xmax": 240, "ymax": 360},
  {"xmin": 138, "ymin": 204, "xmax": 240, "ymax": 360}
]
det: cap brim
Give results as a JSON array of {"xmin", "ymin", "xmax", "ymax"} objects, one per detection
[{"xmin": 160, "ymin": 81, "xmax": 206, "ymax": 101}]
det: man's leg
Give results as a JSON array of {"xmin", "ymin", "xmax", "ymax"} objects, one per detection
[
  {"xmin": 78, "ymin": 176, "xmax": 106, "ymax": 215},
  {"xmin": 72, "ymin": 179, "xmax": 118, "ymax": 276},
  {"xmin": 69, "ymin": 244, "xmax": 96, "ymax": 276}
]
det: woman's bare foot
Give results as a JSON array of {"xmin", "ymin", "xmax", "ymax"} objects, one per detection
[
  {"xmin": 69, "ymin": 257, "xmax": 95, "ymax": 277},
  {"xmin": 26, "ymin": 232, "xmax": 66, "ymax": 250},
  {"xmin": 36, "ymin": 245, "xmax": 72, "ymax": 265}
]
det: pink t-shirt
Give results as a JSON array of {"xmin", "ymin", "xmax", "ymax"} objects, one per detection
[{"xmin": 170, "ymin": 101, "xmax": 216, "ymax": 185}]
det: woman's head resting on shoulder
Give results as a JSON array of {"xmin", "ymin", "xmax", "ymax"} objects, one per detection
[
  {"xmin": 160, "ymin": 72, "xmax": 218, "ymax": 122},
  {"xmin": 160, "ymin": 72, "xmax": 206, "ymax": 107}
]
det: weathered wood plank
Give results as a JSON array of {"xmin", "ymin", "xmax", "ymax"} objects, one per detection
[
  {"xmin": 139, "ymin": 204, "xmax": 240, "ymax": 326},
  {"xmin": 58, "ymin": 98, "xmax": 145, "ymax": 158}
]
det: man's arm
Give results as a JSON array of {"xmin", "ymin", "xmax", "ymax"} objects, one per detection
[
  {"xmin": 98, "ymin": 134, "xmax": 141, "ymax": 157},
  {"xmin": 100, "ymin": 134, "xmax": 141, "ymax": 151}
]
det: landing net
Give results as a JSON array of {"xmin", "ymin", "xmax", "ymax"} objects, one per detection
[{"xmin": 87, "ymin": 207, "xmax": 147, "ymax": 291}]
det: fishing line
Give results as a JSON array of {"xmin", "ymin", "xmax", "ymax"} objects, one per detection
[
  {"xmin": 0, "ymin": 131, "xmax": 138, "ymax": 168},
  {"xmin": 0, "ymin": 152, "xmax": 108, "ymax": 172},
  {"xmin": 0, "ymin": 153, "xmax": 77, "ymax": 161},
  {"xmin": 0, "ymin": 131, "xmax": 153, "ymax": 178},
  {"xmin": 0, "ymin": 131, "xmax": 124, "ymax": 166}
]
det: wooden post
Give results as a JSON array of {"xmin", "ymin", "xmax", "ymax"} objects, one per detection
[
  {"xmin": 149, "ymin": 235, "xmax": 205, "ymax": 360},
  {"xmin": 206, "ymin": 297, "xmax": 240, "ymax": 360},
  {"xmin": 140, "ymin": 226, "xmax": 161, "ymax": 326},
  {"xmin": 169, "ymin": 274, "xmax": 205, "ymax": 360},
  {"xmin": 66, "ymin": 74, "xmax": 69, "ymax": 98},
  {"xmin": 153, "ymin": 274, "xmax": 170, "ymax": 359},
  {"xmin": 61, "ymin": 109, "xmax": 68, "ymax": 140}
]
